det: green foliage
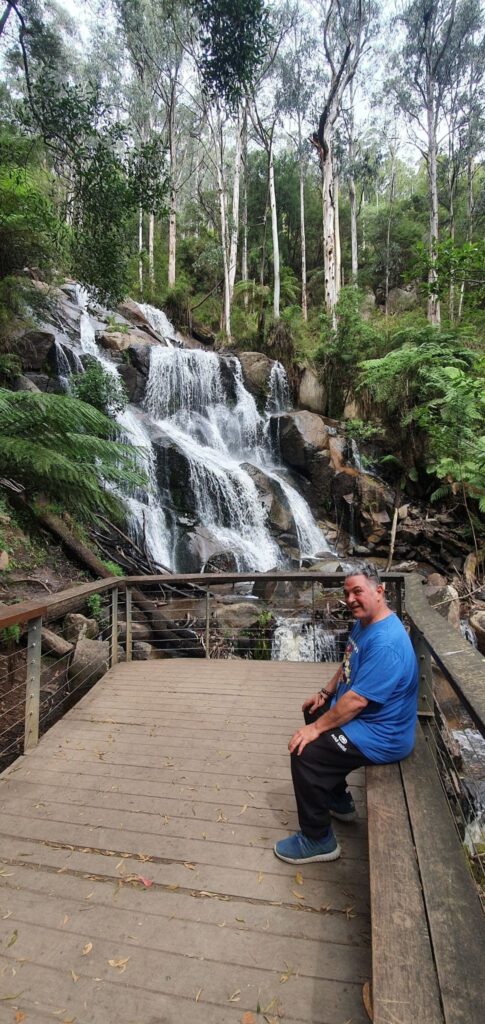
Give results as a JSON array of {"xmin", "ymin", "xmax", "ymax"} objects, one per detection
[
  {"xmin": 345, "ymin": 419, "xmax": 384, "ymax": 445},
  {"xmin": 0, "ymin": 160, "xmax": 67, "ymax": 279},
  {"xmin": 100, "ymin": 559, "xmax": 124, "ymax": 577},
  {"xmin": 86, "ymin": 593, "xmax": 102, "ymax": 619},
  {"xmin": 0, "ymin": 390, "xmax": 146, "ymax": 521},
  {"xmin": 70, "ymin": 361, "xmax": 128, "ymax": 416},
  {"xmin": 315, "ymin": 287, "xmax": 381, "ymax": 416},
  {"xmin": 0, "ymin": 625, "xmax": 20, "ymax": 645},
  {"xmin": 0, "ymin": 354, "xmax": 22, "ymax": 384},
  {"xmin": 195, "ymin": 0, "xmax": 273, "ymax": 107}
]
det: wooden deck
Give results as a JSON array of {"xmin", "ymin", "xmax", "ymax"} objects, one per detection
[{"xmin": 0, "ymin": 660, "xmax": 370, "ymax": 1024}]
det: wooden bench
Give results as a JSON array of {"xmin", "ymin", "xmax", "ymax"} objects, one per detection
[{"xmin": 366, "ymin": 723, "xmax": 485, "ymax": 1024}]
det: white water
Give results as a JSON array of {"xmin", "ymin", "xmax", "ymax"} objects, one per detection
[
  {"xmin": 272, "ymin": 618, "xmax": 337, "ymax": 662},
  {"xmin": 51, "ymin": 292, "xmax": 332, "ymax": 571},
  {"xmin": 137, "ymin": 302, "xmax": 176, "ymax": 345}
]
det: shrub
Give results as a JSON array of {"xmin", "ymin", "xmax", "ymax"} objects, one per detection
[{"xmin": 70, "ymin": 361, "xmax": 128, "ymax": 416}]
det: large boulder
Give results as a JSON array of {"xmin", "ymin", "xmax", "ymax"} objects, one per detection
[
  {"xmin": 424, "ymin": 583, "xmax": 461, "ymax": 630},
  {"xmin": 13, "ymin": 374, "xmax": 41, "ymax": 393},
  {"xmin": 96, "ymin": 328, "xmax": 161, "ymax": 353},
  {"xmin": 387, "ymin": 286, "xmax": 419, "ymax": 314},
  {"xmin": 12, "ymin": 329, "xmax": 56, "ymax": 372},
  {"xmin": 68, "ymin": 638, "xmax": 109, "ymax": 688},
  {"xmin": 469, "ymin": 609, "xmax": 485, "ymax": 654},
  {"xmin": 63, "ymin": 613, "xmax": 99, "ymax": 643},
  {"xmin": 298, "ymin": 367, "xmax": 326, "ymax": 414},
  {"xmin": 238, "ymin": 351, "xmax": 273, "ymax": 399},
  {"xmin": 276, "ymin": 410, "xmax": 332, "ymax": 469},
  {"xmin": 117, "ymin": 298, "xmax": 163, "ymax": 340},
  {"xmin": 212, "ymin": 601, "xmax": 261, "ymax": 629},
  {"xmin": 127, "ymin": 343, "xmax": 152, "ymax": 376},
  {"xmin": 243, "ymin": 464, "xmax": 295, "ymax": 535},
  {"xmin": 116, "ymin": 363, "xmax": 146, "ymax": 404}
]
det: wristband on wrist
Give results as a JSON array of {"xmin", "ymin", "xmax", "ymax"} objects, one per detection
[{"xmin": 319, "ymin": 687, "xmax": 332, "ymax": 699}]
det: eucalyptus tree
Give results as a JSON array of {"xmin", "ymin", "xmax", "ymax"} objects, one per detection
[
  {"xmin": 278, "ymin": 21, "xmax": 317, "ymax": 319},
  {"xmin": 389, "ymin": 0, "xmax": 481, "ymax": 325},
  {"xmin": 312, "ymin": 0, "xmax": 377, "ymax": 323}
]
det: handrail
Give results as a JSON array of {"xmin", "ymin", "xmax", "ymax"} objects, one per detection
[
  {"xmin": 0, "ymin": 572, "xmax": 405, "ymax": 630},
  {"xmin": 404, "ymin": 573, "xmax": 485, "ymax": 737}
]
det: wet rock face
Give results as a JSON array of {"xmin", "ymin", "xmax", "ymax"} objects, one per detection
[
  {"xmin": 116, "ymin": 363, "xmax": 146, "ymax": 404},
  {"xmin": 469, "ymin": 610, "xmax": 485, "ymax": 654},
  {"xmin": 12, "ymin": 328, "xmax": 56, "ymax": 372},
  {"xmin": 242, "ymin": 464, "xmax": 295, "ymax": 536},
  {"xmin": 276, "ymin": 410, "xmax": 332, "ymax": 469},
  {"xmin": 238, "ymin": 351, "xmax": 274, "ymax": 398},
  {"xmin": 96, "ymin": 328, "xmax": 161, "ymax": 353}
]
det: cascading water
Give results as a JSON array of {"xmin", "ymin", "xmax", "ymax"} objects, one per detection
[
  {"xmin": 50, "ymin": 291, "xmax": 331, "ymax": 572},
  {"xmin": 272, "ymin": 618, "xmax": 337, "ymax": 662}
]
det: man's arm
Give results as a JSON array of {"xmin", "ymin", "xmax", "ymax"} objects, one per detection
[
  {"xmin": 302, "ymin": 664, "xmax": 343, "ymax": 713},
  {"xmin": 290, "ymin": 689, "xmax": 368, "ymax": 755}
]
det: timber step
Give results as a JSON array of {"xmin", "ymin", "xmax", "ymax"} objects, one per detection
[{"xmin": 366, "ymin": 723, "xmax": 485, "ymax": 1024}]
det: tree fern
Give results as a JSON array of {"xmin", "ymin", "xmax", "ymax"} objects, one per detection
[{"xmin": 0, "ymin": 390, "xmax": 147, "ymax": 521}]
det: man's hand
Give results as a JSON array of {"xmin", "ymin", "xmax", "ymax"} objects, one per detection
[
  {"xmin": 289, "ymin": 722, "xmax": 320, "ymax": 756},
  {"xmin": 302, "ymin": 691, "xmax": 325, "ymax": 714}
]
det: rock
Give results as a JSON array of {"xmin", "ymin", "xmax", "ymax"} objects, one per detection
[
  {"xmin": 127, "ymin": 343, "xmax": 152, "ymax": 376},
  {"xmin": 68, "ymin": 638, "xmax": 109, "ymax": 688},
  {"xmin": 12, "ymin": 328, "xmax": 56, "ymax": 371},
  {"xmin": 0, "ymin": 551, "xmax": 9, "ymax": 570},
  {"xmin": 426, "ymin": 573, "xmax": 447, "ymax": 587},
  {"xmin": 13, "ymin": 374, "xmax": 41, "ymax": 392},
  {"xmin": 360, "ymin": 289, "xmax": 376, "ymax": 320},
  {"xmin": 117, "ymin": 298, "xmax": 162, "ymax": 339},
  {"xmin": 243, "ymin": 464, "xmax": 295, "ymax": 535},
  {"xmin": 132, "ymin": 641, "xmax": 155, "ymax": 660},
  {"xmin": 117, "ymin": 621, "xmax": 153, "ymax": 643},
  {"xmin": 63, "ymin": 613, "xmax": 99, "ymax": 643},
  {"xmin": 252, "ymin": 576, "xmax": 278, "ymax": 601},
  {"xmin": 238, "ymin": 351, "xmax": 273, "ymax": 398},
  {"xmin": 469, "ymin": 610, "xmax": 485, "ymax": 654},
  {"xmin": 117, "ymin": 363, "xmax": 146, "ymax": 404},
  {"xmin": 96, "ymin": 328, "xmax": 160, "ymax": 353},
  {"xmin": 41, "ymin": 628, "xmax": 74, "ymax": 658},
  {"xmin": 298, "ymin": 367, "xmax": 326, "ymax": 414},
  {"xmin": 212, "ymin": 601, "xmax": 261, "ymax": 629},
  {"xmin": 277, "ymin": 410, "xmax": 331, "ymax": 468},
  {"xmin": 425, "ymin": 584, "xmax": 461, "ymax": 630},
  {"xmin": 342, "ymin": 397, "xmax": 360, "ymax": 420},
  {"xmin": 398, "ymin": 505, "xmax": 410, "ymax": 520},
  {"xmin": 387, "ymin": 286, "xmax": 419, "ymax": 314}
]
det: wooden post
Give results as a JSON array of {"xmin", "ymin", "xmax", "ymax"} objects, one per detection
[
  {"xmin": 110, "ymin": 587, "xmax": 118, "ymax": 667},
  {"xmin": 125, "ymin": 588, "xmax": 132, "ymax": 662},
  {"xmin": 24, "ymin": 616, "xmax": 42, "ymax": 750},
  {"xmin": 205, "ymin": 589, "xmax": 210, "ymax": 659},
  {"xmin": 411, "ymin": 626, "xmax": 433, "ymax": 718}
]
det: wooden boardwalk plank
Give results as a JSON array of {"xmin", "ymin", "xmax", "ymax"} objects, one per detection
[{"xmin": 0, "ymin": 659, "xmax": 370, "ymax": 1023}]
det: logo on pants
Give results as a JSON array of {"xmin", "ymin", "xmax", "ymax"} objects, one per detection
[{"xmin": 331, "ymin": 732, "xmax": 348, "ymax": 752}]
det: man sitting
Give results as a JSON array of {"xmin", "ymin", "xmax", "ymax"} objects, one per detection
[{"xmin": 274, "ymin": 565, "xmax": 418, "ymax": 864}]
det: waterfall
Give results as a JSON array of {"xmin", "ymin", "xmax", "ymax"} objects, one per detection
[
  {"xmin": 266, "ymin": 361, "xmax": 291, "ymax": 414},
  {"xmin": 50, "ymin": 291, "xmax": 332, "ymax": 572},
  {"xmin": 272, "ymin": 618, "xmax": 337, "ymax": 662},
  {"xmin": 52, "ymin": 341, "xmax": 72, "ymax": 391},
  {"xmin": 136, "ymin": 302, "xmax": 176, "ymax": 346}
]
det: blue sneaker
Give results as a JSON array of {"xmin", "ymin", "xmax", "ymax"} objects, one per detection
[
  {"xmin": 274, "ymin": 829, "xmax": 341, "ymax": 864},
  {"xmin": 327, "ymin": 790, "xmax": 357, "ymax": 822}
]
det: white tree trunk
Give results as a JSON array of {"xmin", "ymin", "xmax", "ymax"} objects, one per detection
[
  {"xmin": 241, "ymin": 120, "xmax": 249, "ymax": 309},
  {"xmin": 349, "ymin": 175, "xmax": 358, "ymax": 283},
  {"xmin": 322, "ymin": 139, "xmax": 338, "ymax": 323},
  {"xmin": 229, "ymin": 109, "xmax": 243, "ymax": 300},
  {"xmin": 334, "ymin": 173, "xmax": 341, "ymax": 294},
  {"xmin": 385, "ymin": 163, "xmax": 396, "ymax": 317},
  {"xmin": 268, "ymin": 140, "xmax": 280, "ymax": 320},
  {"xmin": 216, "ymin": 116, "xmax": 231, "ymax": 338},
  {"xmin": 148, "ymin": 213, "xmax": 155, "ymax": 286},
  {"xmin": 138, "ymin": 206, "xmax": 144, "ymax": 294},
  {"xmin": 300, "ymin": 161, "xmax": 307, "ymax": 320},
  {"xmin": 167, "ymin": 95, "xmax": 177, "ymax": 288},
  {"xmin": 427, "ymin": 99, "xmax": 441, "ymax": 325}
]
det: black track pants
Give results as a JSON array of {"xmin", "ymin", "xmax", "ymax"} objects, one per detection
[{"xmin": 290, "ymin": 703, "xmax": 373, "ymax": 838}]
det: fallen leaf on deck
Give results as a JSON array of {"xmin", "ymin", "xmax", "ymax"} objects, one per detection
[
  {"xmin": 0, "ymin": 869, "xmax": 13, "ymax": 877},
  {"xmin": 137, "ymin": 876, "xmax": 153, "ymax": 887},
  {"xmin": 291, "ymin": 890, "xmax": 305, "ymax": 900},
  {"xmin": 195, "ymin": 989, "xmax": 202, "ymax": 1002},
  {"xmin": 14, "ymin": 1012, "xmax": 25, "ymax": 1022},
  {"xmin": 138, "ymin": 854, "xmax": 152, "ymax": 863},
  {"xmin": 294, "ymin": 871, "xmax": 303, "ymax": 885},
  {"xmin": 0, "ymin": 993, "xmax": 23, "ymax": 1002},
  {"xmin": 228, "ymin": 990, "xmax": 241, "ymax": 1002},
  {"xmin": 183, "ymin": 863, "xmax": 196, "ymax": 870},
  {"xmin": 2, "ymin": 911, "xmax": 12, "ymax": 919},
  {"xmin": 246, "ymin": 791, "xmax": 255, "ymax": 799},
  {"xmin": 216, "ymin": 810, "xmax": 227, "ymax": 822},
  {"xmin": 257, "ymin": 871, "xmax": 264, "ymax": 884},
  {"xmin": 81, "ymin": 943, "xmax": 92, "ymax": 956},
  {"xmin": 279, "ymin": 962, "xmax": 297, "ymax": 983},
  {"xmin": 6, "ymin": 930, "xmax": 18, "ymax": 948},
  {"xmin": 237, "ymin": 804, "xmax": 248, "ymax": 816},
  {"xmin": 167, "ymin": 884, "xmax": 179, "ymax": 891},
  {"xmin": 70, "ymin": 970, "xmax": 79, "ymax": 983},
  {"xmin": 62, "ymin": 915, "xmax": 69, "ymax": 926},
  {"xmin": 107, "ymin": 958, "xmax": 129, "ymax": 972},
  {"xmin": 235, "ymin": 916, "xmax": 245, "ymax": 922},
  {"xmin": 240, "ymin": 1013, "xmax": 256, "ymax": 1024}
]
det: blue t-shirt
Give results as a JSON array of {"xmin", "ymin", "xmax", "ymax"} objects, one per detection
[{"xmin": 333, "ymin": 613, "xmax": 418, "ymax": 763}]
